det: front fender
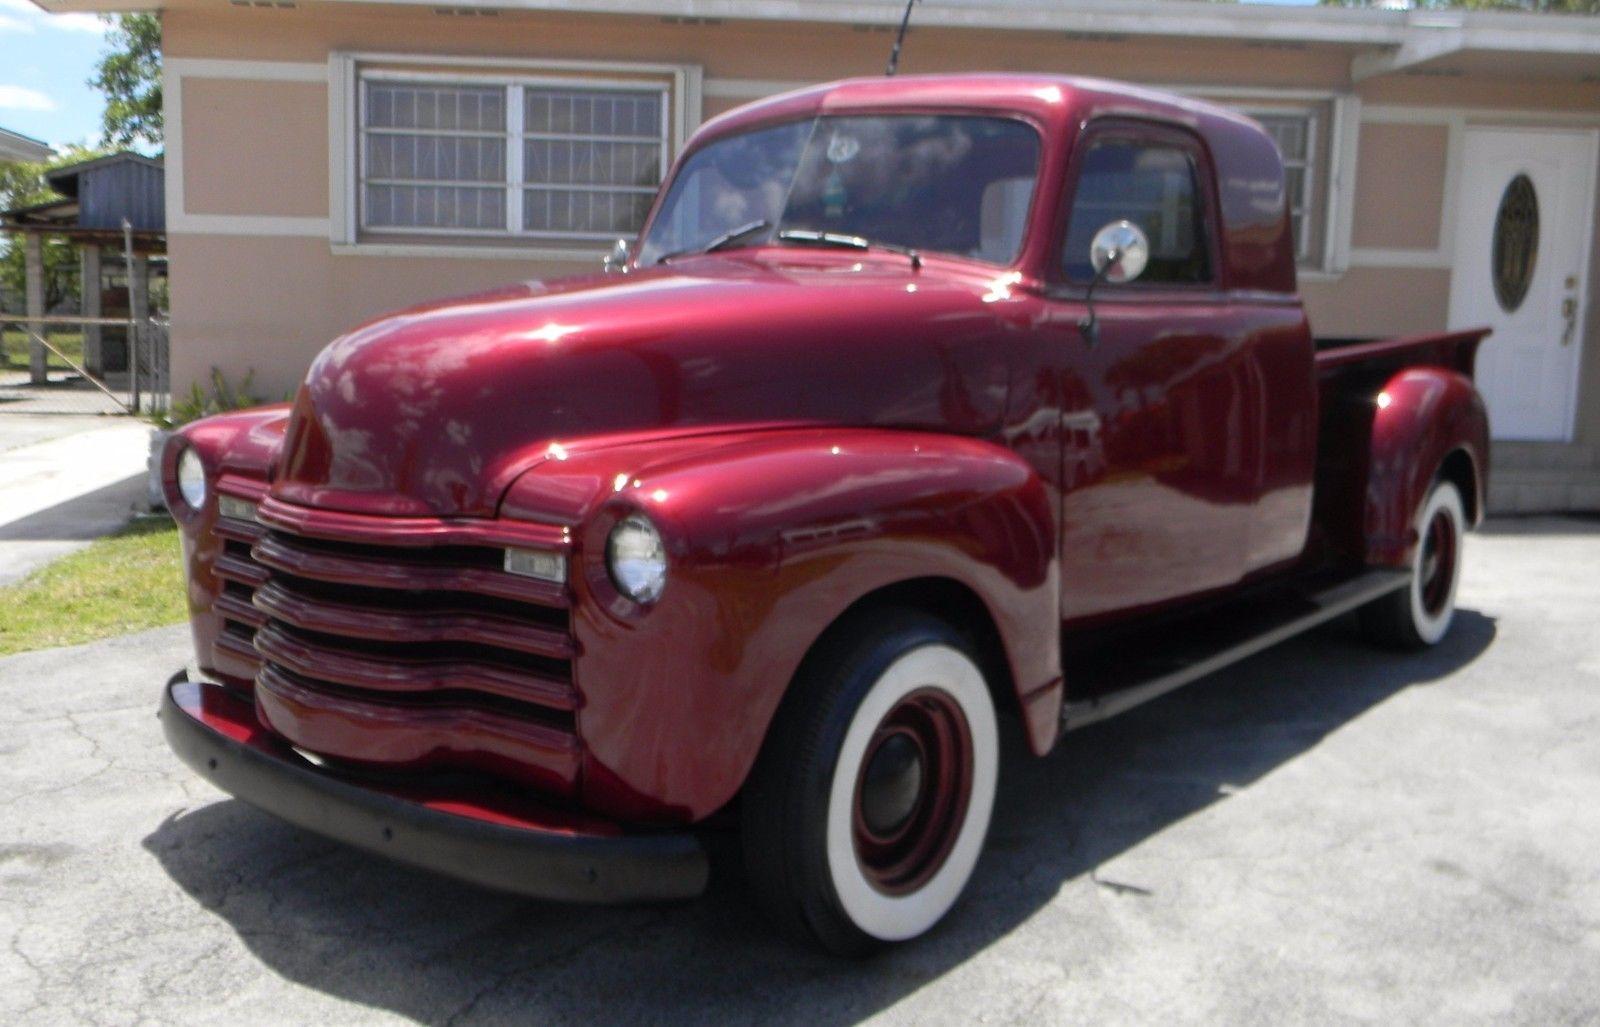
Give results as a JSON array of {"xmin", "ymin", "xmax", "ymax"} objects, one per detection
[
  {"xmin": 1365, "ymin": 368, "xmax": 1489, "ymax": 565},
  {"xmin": 503, "ymin": 427, "xmax": 1059, "ymax": 822},
  {"xmin": 164, "ymin": 406, "xmax": 292, "ymax": 684}
]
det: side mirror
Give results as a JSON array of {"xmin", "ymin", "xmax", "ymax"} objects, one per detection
[
  {"xmin": 603, "ymin": 238, "xmax": 632, "ymax": 274},
  {"xmin": 1088, "ymin": 220, "xmax": 1150, "ymax": 285},
  {"xmin": 1078, "ymin": 220, "xmax": 1150, "ymax": 349}
]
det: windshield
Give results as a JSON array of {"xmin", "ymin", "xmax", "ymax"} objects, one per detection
[{"xmin": 638, "ymin": 114, "xmax": 1041, "ymax": 267}]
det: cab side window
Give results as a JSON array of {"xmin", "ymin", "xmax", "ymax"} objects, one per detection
[{"xmin": 1061, "ymin": 138, "xmax": 1211, "ymax": 285}]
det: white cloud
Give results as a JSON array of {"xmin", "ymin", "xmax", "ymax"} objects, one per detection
[
  {"xmin": 0, "ymin": 84, "xmax": 57, "ymax": 111},
  {"xmin": 0, "ymin": 0, "xmax": 107, "ymax": 34},
  {"xmin": 54, "ymin": 13, "xmax": 108, "ymax": 33}
]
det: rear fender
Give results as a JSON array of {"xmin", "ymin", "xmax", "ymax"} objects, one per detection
[
  {"xmin": 1364, "ymin": 368, "xmax": 1489, "ymax": 566},
  {"xmin": 504, "ymin": 428, "xmax": 1061, "ymax": 822}
]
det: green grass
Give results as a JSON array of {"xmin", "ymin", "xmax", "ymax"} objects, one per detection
[
  {"xmin": 1, "ymin": 328, "xmax": 85, "ymax": 370},
  {"xmin": 0, "ymin": 517, "xmax": 187, "ymax": 656}
]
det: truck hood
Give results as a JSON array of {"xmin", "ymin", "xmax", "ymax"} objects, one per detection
[{"xmin": 274, "ymin": 251, "xmax": 1018, "ymax": 517}]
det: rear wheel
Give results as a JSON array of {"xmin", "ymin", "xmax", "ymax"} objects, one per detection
[
  {"xmin": 742, "ymin": 610, "xmax": 999, "ymax": 955},
  {"xmin": 1361, "ymin": 479, "xmax": 1466, "ymax": 649}
]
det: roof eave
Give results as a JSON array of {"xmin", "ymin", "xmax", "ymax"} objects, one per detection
[{"xmin": 25, "ymin": 0, "xmax": 1600, "ymax": 57}]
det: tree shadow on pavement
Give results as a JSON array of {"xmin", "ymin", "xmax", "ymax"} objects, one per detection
[{"xmin": 142, "ymin": 610, "xmax": 1496, "ymax": 1025}]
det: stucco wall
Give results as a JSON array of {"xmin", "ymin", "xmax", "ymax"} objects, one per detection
[
  {"xmin": 181, "ymin": 78, "xmax": 330, "ymax": 218},
  {"xmin": 1350, "ymin": 123, "xmax": 1448, "ymax": 252},
  {"xmin": 162, "ymin": 4, "xmax": 1600, "ymax": 464}
]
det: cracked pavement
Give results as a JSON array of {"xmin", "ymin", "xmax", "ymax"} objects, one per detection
[{"xmin": 2, "ymin": 518, "xmax": 1598, "ymax": 1024}]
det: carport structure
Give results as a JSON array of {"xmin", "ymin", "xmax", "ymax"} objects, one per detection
[{"xmin": 0, "ymin": 152, "xmax": 167, "ymax": 414}]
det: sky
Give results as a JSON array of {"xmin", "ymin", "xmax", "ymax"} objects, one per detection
[
  {"xmin": 0, "ymin": 0, "xmax": 1325, "ymax": 158},
  {"xmin": 0, "ymin": 0, "xmax": 114, "ymax": 154}
]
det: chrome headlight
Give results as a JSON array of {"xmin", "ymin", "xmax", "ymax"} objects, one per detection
[
  {"xmin": 177, "ymin": 447, "xmax": 208, "ymax": 511},
  {"xmin": 607, "ymin": 513, "xmax": 667, "ymax": 604}
]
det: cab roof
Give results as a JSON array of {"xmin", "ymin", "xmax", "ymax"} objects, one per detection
[
  {"xmin": 697, "ymin": 73, "xmax": 1255, "ymax": 141},
  {"xmin": 687, "ymin": 74, "xmax": 1298, "ymax": 295}
]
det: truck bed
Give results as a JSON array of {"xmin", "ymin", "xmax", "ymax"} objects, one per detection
[
  {"xmin": 1307, "ymin": 325, "xmax": 1491, "ymax": 573},
  {"xmin": 1314, "ymin": 328, "xmax": 1490, "ymax": 379}
]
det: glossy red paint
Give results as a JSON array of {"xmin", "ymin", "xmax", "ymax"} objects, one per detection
[
  {"xmin": 851, "ymin": 687, "xmax": 974, "ymax": 895},
  {"xmin": 162, "ymin": 74, "xmax": 1491, "ymax": 832},
  {"xmin": 516, "ymin": 427, "xmax": 1057, "ymax": 820},
  {"xmin": 1361, "ymin": 368, "xmax": 1490, "ymax": 565},
  {"xmin": 274, "ymin": 255, "xmax": 1018, "ymax": 518},
  {"xmin": 163, "ymin": 410, "xmax": 285, "ymax": 687},
  {"xmin": 168, "ymin": 677, "xmax": 624, "ymax": 836},
  {"xmin": 1311, "ymin": 330, "xmax": 1490, "ymax": 567},
  {"xmin": 677, "ymin": 75, "xmax": 1296, "ymax": 294},
  {"xmin": 254, "ymin": 662, "xmax": 582, "ymax": 795}
]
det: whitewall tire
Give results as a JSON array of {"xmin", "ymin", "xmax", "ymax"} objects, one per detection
[
  {"xmin": 825, "ymin": 644, "xmax": 998, "ymax": 942},
  {"xmin": 1362, "ymin": 479, "xmax": 1466, "ymax": 649},
  {"xmin": 742, "ymin": 610, "xmax": 999, "ymax": 955}
]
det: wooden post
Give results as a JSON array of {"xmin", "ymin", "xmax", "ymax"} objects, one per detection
[
  {"xmin": 129, "ymin": 249, "xmax": 149, "ymax": 414},
  {"xmin": 24, "ymin": 232, "xmax": 46, "ymax": 385},
  {"xmin": 81, "ymin": 244, "xmax": 103, "ymax": 375}
]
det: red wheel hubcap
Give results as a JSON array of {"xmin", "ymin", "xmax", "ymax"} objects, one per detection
[
  {"xmin": 1419, "ymin": 509, "xmax": 1458, "ymax": 616},
  {"xmin": 851, "ymin": 688, "xmax": 973, "ymax": 895}
]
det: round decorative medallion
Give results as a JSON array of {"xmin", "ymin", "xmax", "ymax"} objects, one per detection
[{"xmin": 1492, "ymin": 173, "xmax": 1538, "ymax": 314}]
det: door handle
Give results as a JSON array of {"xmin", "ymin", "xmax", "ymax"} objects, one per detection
[{"xmin": 1562, "ymin": 295, "xmax": 1578, "ymax": 347}]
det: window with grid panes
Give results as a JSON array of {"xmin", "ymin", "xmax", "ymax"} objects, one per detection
[
  {"xmin": 360, "ymin": 76, "xmax": 669, "ymax": 242},
  {"xmin": 1248, "ymin": 111, "xmax": 1317, "ymax": 262}
]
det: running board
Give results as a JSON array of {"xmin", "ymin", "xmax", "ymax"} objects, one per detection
[{"xmin": 1059, "ymin": 569, "xmax": 1410, "ymax": 731}]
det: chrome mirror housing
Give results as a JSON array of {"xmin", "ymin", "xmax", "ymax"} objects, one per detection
[
  {"xmin": 603, "ymin": 238, "xmax": 632, "ymax": 274},
  {"xmin": 1089, "ymin": 220, "xmax": 1150, "ymax": 285}
]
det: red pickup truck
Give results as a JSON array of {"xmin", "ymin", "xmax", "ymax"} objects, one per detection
[{"xmin": 160, "ymin": 74, "xmax": 1489, "ymax": 955}]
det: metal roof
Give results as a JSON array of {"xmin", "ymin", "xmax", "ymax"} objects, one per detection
[
  {"xmin": 0, "ymin": 126, "xmax": 54, "ymax": 164},
  {"xmin": 1, "ymin": 151, "xmax": 165, "ymax": 242}
]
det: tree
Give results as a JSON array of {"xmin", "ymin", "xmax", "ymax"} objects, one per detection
[
  {"xmin": 1320, "ymin": 1, "xmax": 1599, "ymax": 10},
  {"xmin": 91, "ymin": 14, "xmax": 162, "ymax": 150}
]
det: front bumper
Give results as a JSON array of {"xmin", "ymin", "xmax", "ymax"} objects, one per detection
[{"xmin": 159, "ymin": 672, "xmax": 709, "ymax": 903}]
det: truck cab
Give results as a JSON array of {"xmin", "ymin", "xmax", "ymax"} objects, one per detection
[{"xmin": 159, "ymin": 74, "xmax": 1488, "ymax": 954}]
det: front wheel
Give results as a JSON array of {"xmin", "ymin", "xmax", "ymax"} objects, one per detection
[
  {"xmin": 1361, "ymin": 479, "xmax": 1466, "ymax": 649},
  {"xmin": 742, "ymin": 611, "xmax": 999, "ymax": 956}
]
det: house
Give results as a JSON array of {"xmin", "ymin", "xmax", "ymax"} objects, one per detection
[
  {"xmin": 0, "ymin": 127, "xmax": 52, "ymax": 164},
  {"xmin": 0, "ymin": 152, "xmax": 166, "ymax": 388},
  {"xmin": 31, "ymin": 0, "xmax": 1600, "ymax": 513}
]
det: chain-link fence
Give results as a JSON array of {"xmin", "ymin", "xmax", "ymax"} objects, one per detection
[{"xmin": 0, "ymin": 314, "xmax": 169, "ymax": 417}]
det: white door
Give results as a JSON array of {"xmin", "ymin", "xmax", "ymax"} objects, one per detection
[{"xmin": 1449, "ymin": 128, "xmax": 1597, "ymax": 442}]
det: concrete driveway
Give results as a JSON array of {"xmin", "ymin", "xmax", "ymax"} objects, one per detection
[
  {"xmin": 2, "ymin": 519, "xmax": 1597, "ymax": 1025},
  {"xmin": 0, "ymin": 415, "xmax": 152, "ymax": 585}
]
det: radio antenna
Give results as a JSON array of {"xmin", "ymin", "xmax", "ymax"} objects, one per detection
[{"xmin": 885, "ymin": 0, "xmax": 919, "ymax": 76}]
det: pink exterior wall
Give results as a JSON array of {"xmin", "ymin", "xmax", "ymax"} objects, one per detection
[{"xmin": 1351, "ymin": 123, "xmax": 1448, "ymax": 252}]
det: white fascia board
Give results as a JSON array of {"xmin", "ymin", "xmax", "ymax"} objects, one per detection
[
  {"xmin": 36, "ymin": 0, "xmax": 1600, "ymax": 54},
  {"xmin": 34, "ymin": 0, "xmax": 1600, "ymax": 52},
  {"xmin": 1453, "ymin": 8, "xmax": 1600, "ymax": 54},
  {"xmin": 1353, "ymin": 9, "xmax": 1600, "ymax": 81},
  {"xmin": 1351, "ymin": 28, "xmax": 1467, "ymax": 82},
  {"xmin": 27, "ymin": 1, "xmax": 158, "ymax": 11},
  {"xmin": 134, "ymin": 0, "xmax": 1412, "ymax": 46},
  {"xmin": 304, "ymin": 0, "xmax": 1600, "ymax": 52}
]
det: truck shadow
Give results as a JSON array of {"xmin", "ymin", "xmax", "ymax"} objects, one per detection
[{"xmin": 142, "ymin": 610, "xmax": 1495, "ymax": 1025}]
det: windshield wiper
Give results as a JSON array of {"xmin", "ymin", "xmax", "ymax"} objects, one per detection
[
  {"xmin": 776, "ymin": 228, "xmax": 922, "ymax": 270},
  {"xmin": 657, "ymin": 219, "xmax": 772, "ymax": 264}
]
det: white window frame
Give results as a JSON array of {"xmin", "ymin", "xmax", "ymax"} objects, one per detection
[
  {"xmin": 330, "ymin": 53, "xmax": 703, "ymax": 259},
  {"xmin": 1170, "ymin": 85, "xmax": 1359, "ymax": 279},
  {"xmin": 1245, "ymin": 106, "xmax": 1319, "ymax": 264},
  {"xmin": 358, "ymin": 71, "xmax": 669, "ymax": 241}
]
